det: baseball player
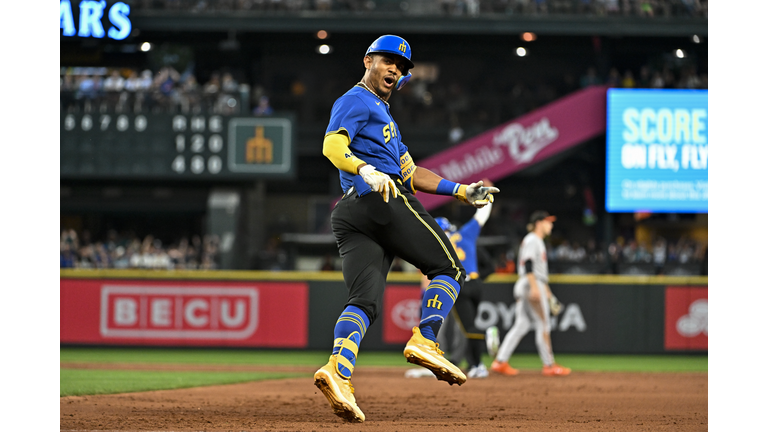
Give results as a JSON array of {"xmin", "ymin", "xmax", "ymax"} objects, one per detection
[
  {"xmin": 491, "ymin": 210, "xmax": 571, "ymax": 377},
  {"xmin": 313, "ymin": 34, "xmax": 500, "ymax": 423}
]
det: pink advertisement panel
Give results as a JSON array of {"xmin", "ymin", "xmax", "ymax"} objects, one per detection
[
  {"xmin": 416, "ymin": 85, "xmax": 608, "ymax": 210},
  {"xmin": 382, "ymin": 285, "xmax": 422, "ymax": 344}
]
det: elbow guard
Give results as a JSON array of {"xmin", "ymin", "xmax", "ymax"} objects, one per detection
[{"xmin": 524, "ymin": 259, "xmax": 533, "ymax": 274}]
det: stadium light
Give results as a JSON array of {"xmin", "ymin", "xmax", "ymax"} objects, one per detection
[
  {"xmin": 316, "ymin": 30, "xmax": 328, "ymax": 40},
  {"xmin": 317, "ymin": 44, "xmax": 332, "ymax": 55},
  {"xmin": 692, "ymin": 35, "xmax": 700, "ymax": 43},
  {"xmin": 521, "ymin": 32, "xmax": 537, "ymax": 42},
  {"xmin": 675, "ymin": 49, "xmax": 686, "ymax": 59},
  {"xmin": 140, "ymin": 42, "xmax": 152, "ymax": 52},
  {"xmin": 516, "ymin": 47, "xmax": 527, "ymax": 57}
]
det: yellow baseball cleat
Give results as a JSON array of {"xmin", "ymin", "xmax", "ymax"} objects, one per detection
[
  {"xmin": 313, "ymin": 355, "xmax": 365, "ymax": 423},
  {"xmin": 403, "ymin": 326, "xmax": 467, "ymax": 386}
]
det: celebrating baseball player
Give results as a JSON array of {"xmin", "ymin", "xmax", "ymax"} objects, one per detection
[
  {"xmin": 491, "ymin": 210, "xmax": 571, "ymax": 377},
  {"xmin": 313, "ymin": 34, "xmax": 500, "ymax": 423}
]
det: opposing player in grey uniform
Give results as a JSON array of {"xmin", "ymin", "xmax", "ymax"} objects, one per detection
[{"xmin": 491, "ymin": 210, "xmax": 571, "ymax": 377}]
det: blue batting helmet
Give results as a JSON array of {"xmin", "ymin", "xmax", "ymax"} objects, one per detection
[
  {"xmin": 435, "ymin": 217, "xmax": 454, "ymax": 232},
  {"xmin": 365, "ymin": 35, "xmax": 413, "ymax": 90}
]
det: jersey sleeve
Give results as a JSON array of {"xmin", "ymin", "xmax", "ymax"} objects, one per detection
[
  {"xmin": 458, "ymin": 219, "xmax": 481, "ymax": 244},
  {"xmin": 325, "ymin": 95, "xmax": 369, "ymax": 141},
  {"xmin": 518, "ymin": 237, "xmax": 537, "ymax": 263}
]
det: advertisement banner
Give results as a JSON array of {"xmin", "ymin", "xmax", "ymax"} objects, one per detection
[
  {"xmin": 416, "ymin": 85, "xmax": 608, "ymax": 211},
  {"xmin": 606, "ymin": 89, "xmax": 708, "ymax": 213},
  {"xmin": 382, "ymin": 285, "xmax": 422, "ymax": 344},
  {"xmin": 61, "ymin": 279, "xmax": 308, "ymax": 347},
  {"xmin": 664, "ymin": 286, "xmax": 708, "ymax": 350}
]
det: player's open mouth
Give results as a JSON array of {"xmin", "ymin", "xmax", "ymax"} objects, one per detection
[{"xmin": 383, "ymin": 76, "xmax": 395, "ymax": 87}]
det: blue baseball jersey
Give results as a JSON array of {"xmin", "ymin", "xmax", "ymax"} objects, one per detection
[
  {"xmin": 325, "ymin": 85, "xmax": 408, "ymax": 192},
  {"xmin": 448, "ymin": 218, "xmax": 481, "ymax": 279}
]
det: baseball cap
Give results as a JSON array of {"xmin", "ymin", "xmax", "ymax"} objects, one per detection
[{"xmin": 529, "ymin": 210, "xmax": 556, "ymax": 224}]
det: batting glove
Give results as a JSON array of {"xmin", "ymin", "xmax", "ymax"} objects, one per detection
[
  {"xmin": 359, "ymin": 164, "xmax": 399, "ymax": 203},
  {"xmin": 548, "ymin": 294, "xmax": 563, "ymax": 316},
  {"xmin": 455, "ymin": 181, "xmax": 500, "ymax": 208}
]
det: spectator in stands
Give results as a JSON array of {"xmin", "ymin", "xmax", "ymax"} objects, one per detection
[
  {"xmin": 221, "ymin": 72, "xmax": 239, "ymax": 93},
  {"xmin": 580, "ymin": 67, "xmax": 601, "ymax": 88},
  {"xmin": 180, "ymin": 74, "xmax": 202, "ymax": 112},
  {"xmin": 676, "ymin": 238, "xmax": 695, "ymax": 264},
  {"xmin": 495, "ymin": 250, "xmax": 516, "ymax": 274},
  {"xmin": 103, "ymin": 70, "xmax": 125, "ymax": 93},
  {"xmin": 652, "ymin": 237, "xmax": 667, "ymax": 274},
  {"xmin": 203, "ymin": 72, "xmax": 221, "ymax": 109},
  {"xmin": 606, "ymin": 67, "xmax": 621, "ymax": 87},
  {"xmin": 637, "ymin": 65, "xmax": 652, "ymax": 88},
  {"xmin": 60, "ymin": 242, "xmax": 78, "ymax": 268},
  {"xmin": 650, "ymin": 71, "xmax": 665, "ymax": 88},
  {"xmin": 570, "ymin": 242, "xmax": 587, "ymax": 262},
  {"xmin": 75, "ymin": 74, "xmax": 99, "ymax": 111},
  {"xmin": 448, "ymin": 114, "xmax": 464, "ymax": 144},
  {"xmin": 554, "ymin": 240, "xmax": 573, "ymax": 261},
  {"xmin": 621, "ymin": 70, "xmax": 636, "ymax": 88},
  {"xmin": 253, "ymin": 95, "xmax": 274, "ymax": 116}
]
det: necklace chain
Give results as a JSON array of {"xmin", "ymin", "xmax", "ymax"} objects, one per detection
[{"xmin": 357, "ymin": 81, "xmax": 389, "ymax": 106}]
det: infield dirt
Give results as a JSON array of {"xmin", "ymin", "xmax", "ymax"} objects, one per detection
[{"xmin": 60, "ymin": 363, "xmax": 707, "ymax": 431}]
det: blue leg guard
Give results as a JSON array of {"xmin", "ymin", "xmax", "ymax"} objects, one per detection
[
  {"xmin": 419, "ymin": 275, "xmax": 461, "ymax": 342},
  {"xmin": 331, "ymin": 305, "xmax": 370, "ymax": 379}
]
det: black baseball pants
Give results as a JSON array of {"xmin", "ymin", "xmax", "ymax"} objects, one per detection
[{"xmin": 331, "ymin": 181, "xmax": 466, "ymax": 324}]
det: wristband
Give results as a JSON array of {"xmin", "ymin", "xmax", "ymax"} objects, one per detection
[{"xmin": 436, "ymin": 179, "xmax": 461, "ymax": 196}]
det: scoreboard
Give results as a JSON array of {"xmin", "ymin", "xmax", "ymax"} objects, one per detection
[{"xmin": 60, "ymin": 113, "xmax": 294, "ymax": 179}]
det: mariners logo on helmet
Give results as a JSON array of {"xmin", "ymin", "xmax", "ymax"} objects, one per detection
[{"xmin": 366, "ymin": 35, "xmax": 413, "ymax": 91}]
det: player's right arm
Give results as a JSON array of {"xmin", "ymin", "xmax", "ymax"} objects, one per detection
[
  {"xmin": 322, "ymin": 132, "xmax": 366, "ymax": 174},
  {"xmin": 323, "ymin": 132, "xmax": 397, "ymax": 201}
]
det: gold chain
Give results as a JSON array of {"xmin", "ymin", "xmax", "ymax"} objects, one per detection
[{"xmin": 357, "ymin": 81, "xmax": 389, "ymax": 107}]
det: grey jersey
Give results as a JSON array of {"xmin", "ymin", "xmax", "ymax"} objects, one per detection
[{"xmin": 517, "ymin": 232, "xmax": 549, "ymax": 283}]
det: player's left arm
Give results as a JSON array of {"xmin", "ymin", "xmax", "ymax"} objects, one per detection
[
  {"xmin": 472, "ymin": 179, "xmax": 494, "ymax": 227},
  {"xmin": 411, "ymin": 166, "xmax": 499, "ymax": 208}
]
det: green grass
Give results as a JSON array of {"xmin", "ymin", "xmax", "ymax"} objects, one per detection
[
  {"xmin": 475, "ymin": 353, "xmax": 707, "ymax": 373},
  {"xmin": 60, "ymin": 347, "xmax": 334, "ymax": 366},
  {"xmin": 61, "ymin": 348, "xmax": 706, "ymax": 397},
  {"xmin": 60, "ymin": 369, "xmax": 300, "ymax": 397}
]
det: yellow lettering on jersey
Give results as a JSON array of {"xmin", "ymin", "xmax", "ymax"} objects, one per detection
[
  {"xmin": 426, "ymin": 294, "xmax": 443, "ymax": 310},
  {"xmin": 390, "ymin": 122, "xmax": 397, "ymax": 138},
  {"xmin": 449, "ymin": 233, "xmax": 466, "ymax": 261},
  {"xmin": 383, "ymin": 124, "xmax": 391, "ymax": 143},
  {"xmin": 398, "ymin": 42, "xmax": 407, "ymax": 53}
]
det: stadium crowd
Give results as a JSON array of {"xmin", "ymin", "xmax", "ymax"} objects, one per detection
[
  {"xmin": 60, "ymin": 66, "xmax": 250, "ymax": 116},
  {"xmin": 61, "ymin": 226, "xmax": 705, "ymax": 276},
  {"xmin": 128, "ymin": 0, "xmax": 707, "ymax": 17},
  {"xmin": 60, "ymin": 60, "xmax": 707, "ymax": 138},
  {"xmin": 60, "ymin": 229, "xmax": 222, "ymax": 270},
  {"xmin": 492, "ymin": 234, "xmax": 706, "ymax": 276}
]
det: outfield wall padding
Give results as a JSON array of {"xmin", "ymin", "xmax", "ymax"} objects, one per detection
[{"xmin": 60, "ymin": 270, "xmax": 707, "ymax": 354}]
